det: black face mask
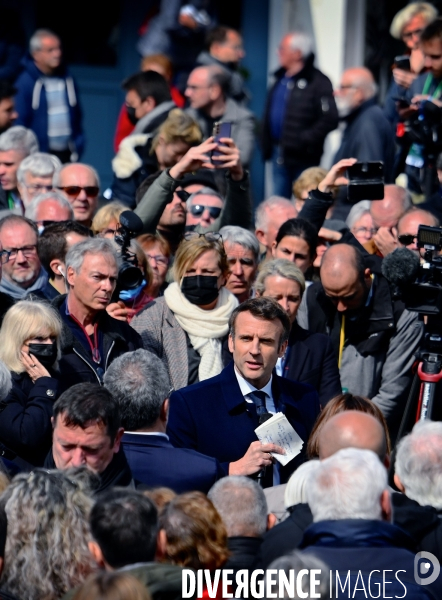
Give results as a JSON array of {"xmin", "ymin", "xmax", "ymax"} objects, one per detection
[
  {"xmin": 27, "ymin": 342, "xmax": 58, "ymax": 368},
  {"xmin": 126, "ymin": 105, "xmax": 138, "ymax": 125},
  {"xmin": 181, "ymin": 275, "xmax": 220, "ymax": 305}
]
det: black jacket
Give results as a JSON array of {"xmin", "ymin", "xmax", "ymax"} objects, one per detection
[
  {"xmin": 0, "ymin": 372, "xmax": 58, "ymax": 466},
  {"xmin": 284, "ymin": 323, "xmax": 341, "ymax": 406},
  {"xmin": 262, "ymin": 56, "xmax": 338, "ymax": 166},
  {"xmin": 0, "ymin": 291, "xmax": 14, "ymax": 324},
  {"xmin": 333, "ymin": 97, "xmax": 396, "ymax": 183},
  {"xmin": 52, "ymin": 294, "xmax": 143, "ymax": 390},
  {"xmin": 392, "ymin": 492, "xmax": 442, "ymax": 563},
  {"xmin": 255, "ymin": 503, "xmax": 313, "ymax": 569}
]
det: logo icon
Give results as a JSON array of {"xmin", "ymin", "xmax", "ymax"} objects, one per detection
[{"xmin": 414, "ymin": 551, "xmax": 440, "ymax": 585}]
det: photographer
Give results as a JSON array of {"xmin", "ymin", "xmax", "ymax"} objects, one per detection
[{"xmin": 51, "ymin": 238, "xmax": 143, "ymax": 390}]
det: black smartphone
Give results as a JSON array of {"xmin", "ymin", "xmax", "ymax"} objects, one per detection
[
  {"xmin": 211, "ymin": 121, "xmax": 232, "ymax": 163},
  {"xmin": 394, "ymin": 55, "xmax": 411, "ymax": 71},
  {"xmin": 347, "ymin": 162, "xmax": 384, "ymax": 201},
  {"xmin": 392, "ymin": 97, "xmax": 411, "ymax": 108}
]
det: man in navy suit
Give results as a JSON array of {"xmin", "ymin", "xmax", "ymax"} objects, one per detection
[
  {"xmin": 104, "ymin": 349, "xmax": 224, "ymax": 494},
  {"xmin": 167, "ymin": 297, "xmax": 320, "ymax": 487}
]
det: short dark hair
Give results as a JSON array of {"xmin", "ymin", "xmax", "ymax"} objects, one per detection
[
  {"xmin": 53, "ymin": 383, "xmax": 121, "ymax": 444},
  {"xmin": 229, "ymin": 297, "xmax": 291, "ymax": 348},
  {"xmin": 275, "ymin": 217, "xmax": 318, "ymax": 259},
  {"xmin": 122, "ymin": 71, "xmax": 171, "ymax": 105},
  {"xmin": 0, "ymin": 214, "xmax": 38, "ymax": 237},
  {"xmin": 206, "ymin": 26, "xmax": 233, "ymax": 49},
  {"xmin": 0, "ymin": 80, "xmax": 16, "ymax": 103},
  {"xmin": 90, "ymin": 488, "xmax": 158, "ymax": 569},
  {"xmin": 421, "ymin": 17, "xmax": 442, "ymax": 43},
  {"xmin": 37, "ymin": 220, "xmax": 92, "ymax": 274}
]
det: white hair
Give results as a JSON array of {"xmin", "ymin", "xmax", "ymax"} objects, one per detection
[
  {"xmin": 52, "ymin": 163, "xmax": 100, "ymax": 189},
  {"xmin": 187, "ymin": 186, "xmax": 224, "ymax": 207},
  {"xmin": 219, "ymin": 225, "xmax": 260, "ymax": 261},
  {"xmin": 287, "ymin": 32, "xmax": 313, "ymax": 58},
  {"xmin": 267, "ymin": 551, "xmax": 330, "ymax": 599},
  {"xmin": 0, "ymin": 359, "xmax": 12, "ymax": 401},
  {"xmin": 208, "ymin": 476, "xmax": 268, "ymax": 537},
  {"xmin": 65, "ymin": 238, "xmax": 118, "ymax": 274},
  {"xmin": 17, "ymin": 153, "xmax": 61, "ymax": 186},
  {"xmin": 307, "ymin": 448, "xmax": 388, "ymax": 522},
  {"xmin": 390, "ymin": 2, "xmax": 437, "ymax": 39},
  {"xmin": 345, "ymin": 200, "xmax": 371, "ymax": 229},
  {"xmin": 29, "ymin": 29, "xmax": 59, "ymax": 54},
  {"xmin": 0, "ymin": 126, "xmax": 39, "ymax": 156},
  {"xmin": 255, "ymin": 196, "xmax": 296, "ymax": 231},
  {"xmin": 25, "ymin": 191, "xmax": 74, "ymax": 222},
  {"xmin": 395, "ymin": 420, "xmax": 442, "ymax": 510},
  {"xmin": 284, "ymin": 460, "xmax": 321, "ymax": 508}
]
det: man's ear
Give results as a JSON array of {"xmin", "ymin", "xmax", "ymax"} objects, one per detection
[
  {"xmin": 66, "ymin": 266, "xmax": 76, "ymax": 288},
  {"xmin": 142, "ymin": 96, "xmax": 156, "ymax": 113},
  {"xmin": 394, "ymin": 473, "xmax": 405, "ymax": 493},
  {"xmin": 112, "ymin": 428, "xmax": 124, "ymax": 454},
  {"xmin": 228, "ymin": 333, "xmax": 234, "ymax": 354},
  {"xmin": 156, "ymin": 528, "xmax": 168, "ymax": 561},
  {"xmin": 88, "ymin": 540, "xmax": 107, "ymax": 569},
  {"xmin": 380, "ymin": 489, "xmax": 392, "ymax": 522},
  {"xmin": 50, "ymin": 259, "xmax": 65, "ymax": 279},
  {"xmin": 255, "ymin": 229, "xmax": 267, "ymax": 247},
  {"xmin": 364, "ymin": 268, "xmax": 372, "ymax": 285},
  {"xmin": 267, "ymin": 513, "xmax": 277, "ymax": 530},
  {"xmin": 278, "ymin": 339, "xmax": 288, "ymax": 359},
  {"xmin": 160, "ymin": 398, "xmax": 169, "ymax": 423}
]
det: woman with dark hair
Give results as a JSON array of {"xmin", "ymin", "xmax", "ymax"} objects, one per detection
[{"xmin": 271, "ymin": 218, "xmax": 318, "ymax": 278}]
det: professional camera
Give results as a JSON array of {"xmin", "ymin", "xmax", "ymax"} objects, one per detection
[
  {"xmin": 407, "ymin": 100, "xmax": 442, "ymax": 158},
  {"xmin": 383, "ymin": 225, "xmax": 442, "ymax": 315},
  {"xmin": 114, "ymin": 210, "xmax": 144, "ymax": 290}
]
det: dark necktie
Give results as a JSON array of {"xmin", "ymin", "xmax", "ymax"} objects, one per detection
[{"xmin": 248, "ymin": 391, "xmax": 271, "ymax": 424}]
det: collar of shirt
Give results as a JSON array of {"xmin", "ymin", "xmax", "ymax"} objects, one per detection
[{"xmin": 234, "ymin": 367, "xmax": 276, "ymax": 413}]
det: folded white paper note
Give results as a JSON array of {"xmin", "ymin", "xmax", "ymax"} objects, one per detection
[{"xmin": 255, "ymin": 413, "xmax": 304, "ymax": 466}]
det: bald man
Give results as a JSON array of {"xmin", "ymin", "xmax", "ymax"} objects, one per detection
[
  {"xmin": 397, "ymin": 207, "xmax": 439, "ymax": 257},
  {"xmin": 333, "ymin": 67, "xmax": 395, "ymax": 184},
  {"xmin": 302, "ymin": 243, "xmax": 423, "ymax": 439},
  {"xmin": 318, "ymin": 411, "xmax": 389, "ymax": 466}
]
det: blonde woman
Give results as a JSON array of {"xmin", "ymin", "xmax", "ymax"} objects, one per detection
[
  {"xmin": 110, "ymin": 108, "xmax": 202, "ymax": 207},
  {"xmin": 131, "ymin": 233, "xmax": 238, "ymax": 390},
  {"xmin": 0, "ymin": 300, "xmax": 62, "ymax": 466}
]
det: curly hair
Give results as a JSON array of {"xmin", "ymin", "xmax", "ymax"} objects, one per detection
[
  {"xmin": 0, "ymin": 469, "xmax": 95, "ymax": 600},
  {"xmin": 159, "ymin": 491, "xmax": 229, "ymax": 570}
]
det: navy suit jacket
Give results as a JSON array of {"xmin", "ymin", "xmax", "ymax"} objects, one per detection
[
  {"xmin": 283, "ymin": 324, "xmax": 341, "ymax": 407},
  {"xmin": 167, "ymin": 361, "xmax": 320, "ymax": 484},
  {"xmin": 122, "ymin": 433, "xmax": 224, "ymax": 494}
]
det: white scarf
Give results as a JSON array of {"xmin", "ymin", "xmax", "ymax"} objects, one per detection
[{"xmin": 164, "ymin": 282, "xmax": 238, "ymax": 381}]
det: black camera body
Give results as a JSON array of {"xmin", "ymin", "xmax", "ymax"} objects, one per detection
[
  {"xmin": 347, "ymin": 162, "xmax": 384, "ymax": 201},
  {"xmin": 114, "ymin": 211, "xmax": 144, "ymax": 291}
]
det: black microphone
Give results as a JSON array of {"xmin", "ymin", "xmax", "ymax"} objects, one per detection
[
  {"xmin": 381, "ymin": 247, "xmax": 420, "ymax": 287},
  {"xmin": 119, "ymin": 210, "xmax": 143, "ymax": 235}
]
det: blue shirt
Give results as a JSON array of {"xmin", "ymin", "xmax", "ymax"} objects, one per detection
[{"xmin": 269, "ymin": 75, "xmax": 292, "ymax": 143}]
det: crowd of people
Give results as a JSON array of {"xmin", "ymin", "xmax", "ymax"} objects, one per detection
[{"xmin": 0, "ymin": 2, "xmax": 442, "ymax": 599}]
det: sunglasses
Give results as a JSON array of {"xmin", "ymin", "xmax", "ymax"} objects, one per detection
[
  {"xmin": 57, "ymin": 186, "xmax": 99, "ymax": 199},
  {"xmin": 398, "ymin": 234, "xmax": 418, "ymax": 246},
  {"xmin": 189, "ymin": 204, "xmax": 222, "ymax": 219},
  {"xmin": 176, "ymin": 189, "xmax": 191, "ymax": 202},
  {"xmin": 183, "ymin": 231, "xmax": 222, "ymax": 242}
]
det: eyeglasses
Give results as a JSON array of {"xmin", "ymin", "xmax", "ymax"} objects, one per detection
[
  {"xmin": 57, "ymin": 186, "xmax": 99, "ymax": 199},
  {"xmin": 352, "ymin": 226, "xmax": 377, "ymax": 236},
  {"xmin": 398, "ymin": 234, "xmax": 418, "ymax": 246},
  {"xmin": 0, "ymin": 250, "xmax": 9, "ymax": 264},
  {"xmin": 189, "ymin": 204, "xmax": 222, "ymax": 219},
  {"xmin": 176, "ymin": 189, "xmax": 191, "ymax": 202},
  {"xmin": 25, "ymin": 184, "xmax": 53, "ymax": 193},
  {"xmin": 402, "ymin": 28, "xmax": 423, "ymax": 41},
  {"xmin": 183, "ymin": 231, "xmax": 223, "ymax": 242},
  {"xmin": 5, "ymin": 245, "xmax": 37, "ymax": 260},
  {"xmin": 146, "ymin": 254, "xmax": 169, "ymax": 266}
]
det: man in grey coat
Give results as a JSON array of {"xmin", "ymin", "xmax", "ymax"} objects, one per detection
[
  {"xmin": 184, "ymin": 65, "xmax": 255, "ymax": 166},
  {"xmin": 299, "ymin": 243, "xmax": 423, "ymax": 442}
]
